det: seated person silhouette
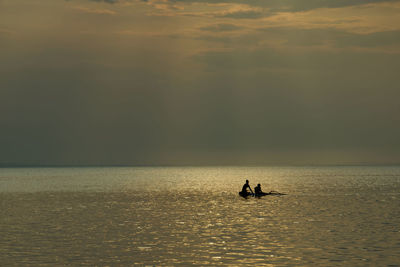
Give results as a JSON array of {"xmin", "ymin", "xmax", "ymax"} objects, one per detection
[
  {"xmin": 254, "ymin": 183, "xmax": 268, "ymax": 197},
  {"xmin": 240, "ymin": 179, "xmax": 254, "ymax": 197}
]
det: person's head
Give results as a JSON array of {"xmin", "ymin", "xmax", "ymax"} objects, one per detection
[
  {"xmin": 246, "ymin": 179, "xmax": 249, "ymax": 184},
  {"xmin": 257, "ymin": 183, "xmax": 261, "ymax": 187}
]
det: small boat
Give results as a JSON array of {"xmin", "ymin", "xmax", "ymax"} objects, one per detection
[
  {"xmin": 239, "ymin": 191, "xmax": 254, "ymax": 198},
  {"xmin": 239, "ymin": 191, "xmax": 286, "ymax": 198}
]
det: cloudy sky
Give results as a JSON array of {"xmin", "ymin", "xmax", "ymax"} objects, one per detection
[{"xmin": 1, "ymin": 0, "xmax": 400, "ymax": 165}]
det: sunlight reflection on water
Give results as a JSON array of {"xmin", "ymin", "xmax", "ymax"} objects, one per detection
[{"xmin": 1, "ymin": 167, "xmax": 400, "ymax": 265}]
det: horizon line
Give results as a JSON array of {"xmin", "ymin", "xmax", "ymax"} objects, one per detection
[{"xmin": 1, "ymin": 163, "xmax": 400, "ymax": 168}]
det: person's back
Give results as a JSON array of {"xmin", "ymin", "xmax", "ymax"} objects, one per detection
[
  {"xmin": 254, "ymin": 184, "xmax": 261, "ymax": 195},
  {"xmin": 241, "ymin": 183, "xmax": 248, "ymax": 193}
]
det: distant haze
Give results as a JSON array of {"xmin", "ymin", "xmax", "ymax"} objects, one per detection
[{"xmin": 1, "ymin": 0, "xmax": 400, "ymax": 166}]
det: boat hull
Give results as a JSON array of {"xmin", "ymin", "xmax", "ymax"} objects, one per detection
[{"xmin": 239, "ymin": 191, "xmax": 286, "ymax": 198}]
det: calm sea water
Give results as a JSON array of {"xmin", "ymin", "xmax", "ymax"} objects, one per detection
[{"xmin": 1, "ymin": 166, "xmax": 400, "ymax": 266}]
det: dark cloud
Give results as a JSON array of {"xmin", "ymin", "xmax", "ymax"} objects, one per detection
[
  {"xmin": 257, "ymin": 28, "xmax": 400, "ymax": 48},
  {"xmin": 335, "ymin": 30, "xmax": 400, "ymax": 48},
  {"xmin": 83, "ymin": 0, "xmax": 400, "ymax": 11},
  {"xmin": 266, "ymin": 0, "xmax": 400, "ymax": 12},
  {"xmin": 167, "ymin": 0, "xmax": 400, "ymax": 12},
  {"xmin": 193, "ymin": 27, "xmax": 400, "ymax": 51},
  {"xmin": 217, "ymin": 9, "xmax": 266, "ymax": 19},
  {"xmin": 199, "ymin": 23, "xmax": 242, "ymax": 32},
  {"xmin": 65, "ymin": 0, "xmax": 123, "ymax": 4},
  {"xmin": 89, "ymin": 0, "xmax": 120, "ymax": 3}
]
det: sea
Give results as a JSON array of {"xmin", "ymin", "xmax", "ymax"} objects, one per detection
[{"xmin": 1, "ymin": 166, "xmax": 399, "ymax": 266}]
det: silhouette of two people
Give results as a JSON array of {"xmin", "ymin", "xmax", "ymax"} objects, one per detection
[
  {"xmin": 241, "ymin": 180, "xmax": 267, "ymax": 197},
  {"xmin": 240, "ymin": 180, "xmax": 284, "ymax": 198}
]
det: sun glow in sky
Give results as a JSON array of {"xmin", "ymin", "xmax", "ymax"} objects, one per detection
[{"xmin": 1, "ymin": 0, "xmax": 400, "ymax": 165}]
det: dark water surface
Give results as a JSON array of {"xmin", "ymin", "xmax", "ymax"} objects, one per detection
[{"xmin": 1, "ymin": 167, "xmax": 400, "ymax": 266}]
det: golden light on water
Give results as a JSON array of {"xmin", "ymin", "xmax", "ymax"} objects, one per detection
[{"xmin": 1, "ymin": 167, "xmax": 400, "ymax": 265}]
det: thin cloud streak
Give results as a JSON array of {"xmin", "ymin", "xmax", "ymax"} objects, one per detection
[
  {"xmin": 140, "ymin": 0, "xmax": 400, "ymax": 15},
  {"xmin": 72, "ymin": 6, "xmax": 117, "ymax": 15}
]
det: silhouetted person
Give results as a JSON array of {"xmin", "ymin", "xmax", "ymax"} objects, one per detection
[
  {"xmin": 241, "ymin": 179, "xmax": 254, "ymax": 195},
  {"xmin": 254, "ymin": 183, "xmax": 263, "ymax": 195},
  {"xmin": 255, "ymin": 184, "xmax": 283, "ymax": 196}
]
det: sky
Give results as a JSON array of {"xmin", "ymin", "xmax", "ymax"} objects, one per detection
[{"xmin": 1, "ymin": 0, "xmax": 400, "ymax": 166}]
